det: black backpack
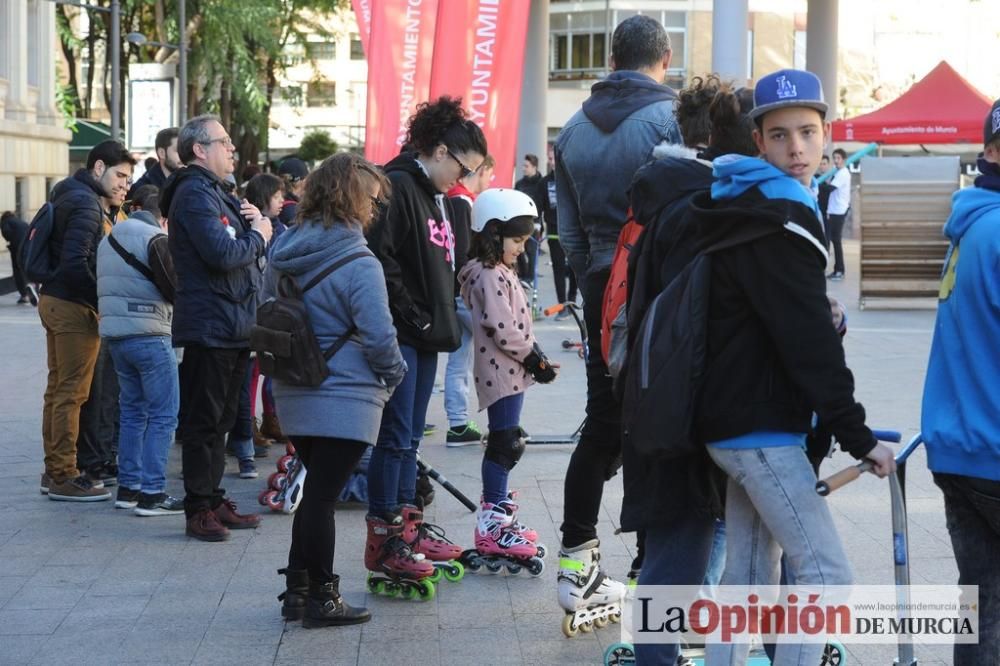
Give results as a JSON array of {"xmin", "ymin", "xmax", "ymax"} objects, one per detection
[
  {"xmin": 621, "ymin": 231, "xmax": 776, "ymax": 458},
  {"xmin": 250, "ymin": 251, "xmax": 369, "ymax": 387},
  {"xmin": 20, "ymin": 196, "xmax": 68, "ymax": 284}
]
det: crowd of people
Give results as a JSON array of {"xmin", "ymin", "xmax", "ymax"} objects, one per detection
[{"xmin": 10, "ymin": 11, "xmax": 998, "ymax": 664}]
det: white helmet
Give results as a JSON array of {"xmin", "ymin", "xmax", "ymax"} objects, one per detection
[{"xmin": 471, "ymin": 188, "xmax": 538, "ymax": 232}]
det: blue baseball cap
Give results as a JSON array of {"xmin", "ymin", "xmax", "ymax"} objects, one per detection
[
  {"xmin": 750, "ymin": 69, "xmax": 829, "ymax": 121},
  {"xmin": 985, "ymin": 98, "xmax": 1000, "ymax": 147}
]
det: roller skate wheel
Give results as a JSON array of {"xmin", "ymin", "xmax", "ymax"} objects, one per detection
[
  {"xmin": 579, "ymin": 619, "xmax": 593, "ymax": 633},
  {"xmin": 417, "ymin": 579, "xmax": 436, "ymax": 600},
  {"xmin": 821, "ymin": 641, "xmax": 845, "ymax": 665},
  {"xmin": 603, "ymin": 642, "xmax": 636, "ymax": 666},
  {"xmin": 263, "ymin": 491, "xmax": 282, "ymax": 512},
  {"xmin": 428, "ymin": 567, "xmax": 443, "ymax": 583},
  {"xmin": 257, "ymin": 488, "xmax": 272, "ymax": 506},
  {"xmin": 594, "ymin": 615, "xmax": 609, "ymax": 629},
  {"xmin": 485, "ymin": 560, "xmax": 504, "ymax": 574},
  {"xmin": 267, "ymin": 471, "xmax": 286, "ymax": 490},
  {"xmin": 561, "ymin": 614, "xmax": 579, "ymax": 638},
  {"xmin": 506, "ymin": 563, "xmax": 522, "ymax": 575},
  {"xmin": 277, "ymin": 455, "xmax": 294, "ymax": 472},
  {"xmin": 534, "ymin": 544, "xmax": 547, "ymax": 558},
  {"xmin": 527, "ymin": 557, "xmax": 545, "ymax": 577},
  {"xmin": 610, "ymin": 611, "xmax": 622, "ymax": 624},
  {"xmin": 443, "ymin": 561, "xmax": 465, "ymax": 582},
  {"xmin": 285, "ymin": 442, "xmax": 296, "ymax": 456}
]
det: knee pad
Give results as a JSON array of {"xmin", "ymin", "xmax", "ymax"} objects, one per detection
[{"xmin": 484, "ymin": 428, "xmax": 525, "ymax": 471}]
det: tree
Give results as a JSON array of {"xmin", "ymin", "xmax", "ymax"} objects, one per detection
[
  {"xmin": 298, "ymin": 129, "xmax": 338, "ymax": 163},
  {"xmin": 56, "ymin": 0, "xmax": 346, "ymax": 180}
]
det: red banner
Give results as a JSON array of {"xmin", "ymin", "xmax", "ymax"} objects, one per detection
[
  {"xmin": 351, "ymin": 0, "xmax": 373, "ymax": 57},
  {"xmin": 365, "ymin": 0, "xmax": 440, "ymax": 165},
  {"xmin": 428, "ymin": 0, "xmax": 530, "ymax": 187}
]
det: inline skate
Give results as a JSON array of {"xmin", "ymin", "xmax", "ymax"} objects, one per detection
[
  {"xmin": 460, "ymin": 502, "xmax": 545, "ymax": 576},
  {"xmin": 400, "ymin": 504, "xmax": 465, "ymax": 583},
  {"xmin": 498, "ymin": 491, "xmax": 547, "ymax": 558},
  {"xmin": 558, "ymin": 538, "xmax": 627, "ymax": 637},
  {"xmin": 364, "ymin": 514, "xmax": 436, "ymax": 600}
]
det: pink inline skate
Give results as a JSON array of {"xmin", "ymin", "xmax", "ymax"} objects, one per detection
[
  {"xmin": 364, "ymin": 514, "xmax": 436, "ymax": 600},
  {"xmin": 460, "ymin": 502, "xmax": 545, "ymax": 576},
  {"xmin": 399, "ymin": 505, "xmax": 465, "ymax": 583},
  {"xmin": 498, "ymin": 491, "xmax": 547, "ymax": 558}
]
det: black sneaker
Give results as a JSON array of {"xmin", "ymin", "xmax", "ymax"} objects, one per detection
[
  {"xmin": 134, "ymin": 492, "xmax": 185, "ymax": 516},
  {"xmin": 115, "ymin": 487, "xmax": 141, "ymax": 509},
  {"xmin": 446, "ymin": 422, "xmax": 483, "ymax": 447},
  {"xmin": 87, "ymin": 462, "xmax": 118, "ymax": 488}
]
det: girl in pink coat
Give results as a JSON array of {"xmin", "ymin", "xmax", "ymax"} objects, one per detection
[{"xmin": 457, "ymin": 188, "xmax": 557, "ymax": 573}]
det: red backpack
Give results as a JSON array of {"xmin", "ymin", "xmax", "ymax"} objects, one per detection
[{"xmin": 600, "ymin": 207, "xmax": 644, "ymax": 377}]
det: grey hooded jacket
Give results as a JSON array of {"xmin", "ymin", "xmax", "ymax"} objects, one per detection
[{"xmin": 263, "ymin": 219, "xmax": 406, "ymax": 444}]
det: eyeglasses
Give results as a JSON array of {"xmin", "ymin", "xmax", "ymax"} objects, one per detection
[
  {"xmin": 447, "ymin": 149, "xmax": 476, "ymax": 179},
  {"xmin": 200, "ymin": 136, "xmax": 233, "ymax": 148}
]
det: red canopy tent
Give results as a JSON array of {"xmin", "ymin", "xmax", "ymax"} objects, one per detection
[{"xmin": 832, "ymin": 61, "xmax": 992, "ymax": 144}]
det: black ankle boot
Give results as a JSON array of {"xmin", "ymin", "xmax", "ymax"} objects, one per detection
[
  {"xmin": 277, "ymin": 568, "xmax": 309, "ymax": 620},
  {"xmin": 302, "ymin": 576, "xmax": 372, "ymax": 628}
]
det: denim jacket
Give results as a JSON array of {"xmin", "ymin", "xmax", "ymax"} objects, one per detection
[{"xmin": 555, "ymin": 71, "xmax": 680, "ymax": 278}]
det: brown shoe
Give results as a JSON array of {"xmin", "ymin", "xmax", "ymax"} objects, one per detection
[
  {"xmin": 40, "ymin": 472, "xmax": 52, "ymax": 495},
  {"xmin": 214, "ymin": 498, "xmax": 261, "ymax": 530},
  {"xmin": 48, "ymin": 474, "xmax": 112, "ymax": 502},
  {"xmin": 186, "ymin": 508, "xmax": 231, "ymax": 542},
  {"xmin": 261, "ymin": 414, "xmax": 291, "ymax": 443}
]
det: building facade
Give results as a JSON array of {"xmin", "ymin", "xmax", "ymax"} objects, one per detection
[{"xmin": 0, "ymin": 0, "xmax": 71, "ymax": 219}]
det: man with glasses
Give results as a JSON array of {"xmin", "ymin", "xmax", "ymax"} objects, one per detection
[{"xmin": 160, "ymin": 115, "xmax": 274, "ymax": 541}]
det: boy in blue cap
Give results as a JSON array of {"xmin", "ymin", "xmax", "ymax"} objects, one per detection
[
  {"xmin": 679, "ymin": 69, "xmax": 895, "ymax": 664},
  {"xmin": 920, "ymin": 98, "xmax": 1000, "ymax": 664}
]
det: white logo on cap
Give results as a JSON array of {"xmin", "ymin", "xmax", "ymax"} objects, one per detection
[
  {"xmin": 776, "ymin": 75, "xmax": 798, "ymax": 100},
  {"xmin": 993, "ymin": 108, "xmax": 1000, "ymax": 135}
]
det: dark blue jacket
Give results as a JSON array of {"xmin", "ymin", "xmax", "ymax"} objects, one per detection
[
  {"xmin": 40, "ymin": 169, "xmax": 108, "ymax": 310},
  {"xmin": 161, "ymin": 164, "xmax": 265, "ymax": 348}
]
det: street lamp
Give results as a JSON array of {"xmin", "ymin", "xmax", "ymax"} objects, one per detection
[{"xmin": 126, "ymin": 30, "xmax": 189, "ymax": 126}]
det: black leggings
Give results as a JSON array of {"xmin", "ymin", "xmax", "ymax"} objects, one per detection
[
  {"xmin": 287, "ymin": 436, "xmax": 369, "ymax": 583},
  {"xmin": 548, "ymin": 238, "xmax": 578, "ymax": 304}
]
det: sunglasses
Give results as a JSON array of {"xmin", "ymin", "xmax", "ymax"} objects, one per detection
[{"xmin": 447, "ymin": 149, "xmax": 477, "ymax": 179}]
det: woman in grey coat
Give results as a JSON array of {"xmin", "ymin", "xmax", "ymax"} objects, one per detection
[{"xmin": 263, "ymin": 153, "xmax": 406, "ymax": 629}]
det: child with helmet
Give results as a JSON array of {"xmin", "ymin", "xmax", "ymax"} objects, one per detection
[{"xmin": 455, "ymin": 188, "xmax": 557, "ymax": 576}]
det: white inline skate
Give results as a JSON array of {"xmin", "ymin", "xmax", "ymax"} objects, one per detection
[{"xmin": 558, "ymin": 538, "xmax": 627, "ymax": 637}]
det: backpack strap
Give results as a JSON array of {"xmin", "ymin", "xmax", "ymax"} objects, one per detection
[
  {"xmin": 108, "ymin": 233, "xmax": 157, "ymax": 284},
  {"xmin": 296, "ymin": 250, "xmax": 371, "ymax": 361}
]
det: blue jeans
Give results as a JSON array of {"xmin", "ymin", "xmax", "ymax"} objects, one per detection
[
  {"xmin": 635, "ymin": 514, "xmax": 718, "ymax": 665},
  {"xmin": 444, "ymin": 296, "xmax": 473, "ymax": 428},
  {"xmin": 368, "ymin": 344, "xmax": 437, "ymax": 515},
  {"xmin": 934, "ymin": 472, "xmax": 1000, "ymax": 665},
  {"xmin": 226, "ymin": 360, "xmax": 254, "ymax": 462},
  {"xmin": 108, "ymin": 336, "xmax": 179, "ymax": 494},
  {"xmin": 482, "ymin": 393, "xmax": 524, "ymax": 504},
  {"xmin": 706, "ymin": 445, "xmax": 853, "ymax": 665}
]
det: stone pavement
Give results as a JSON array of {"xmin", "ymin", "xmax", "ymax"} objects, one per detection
[{"xmin": 0, "ymin": 240, "xmax": 958, "ymax": 665}]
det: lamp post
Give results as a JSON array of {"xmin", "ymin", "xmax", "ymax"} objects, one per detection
[
  {"xmin": 49, "ymin": 0, "xmax": 121, "ymax": 140},
  {"xmin": 126, "ymin": 30, "xmax": 188, "ymax": 126}
]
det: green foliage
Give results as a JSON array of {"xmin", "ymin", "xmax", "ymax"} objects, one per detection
[
  {"xmin": 55, "ymin": 85, "xmax": 79, "ymax": 132},
  {"xmin": 298, "ymin": 129, "xmax": 338, "ymax": 163}
]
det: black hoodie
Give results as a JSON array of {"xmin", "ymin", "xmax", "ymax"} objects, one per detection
[
  {"xmin": 582, "ymin": 71, "xmax": 678, "ymax": 133},
  {"xmin": 367, "ymin": 153, "xmax": 460, "ymax": 353}
]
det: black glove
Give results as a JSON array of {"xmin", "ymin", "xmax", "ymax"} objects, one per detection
[{"xmin": 523, "ymin": 345, "xmax": 556, "ymax": 383}]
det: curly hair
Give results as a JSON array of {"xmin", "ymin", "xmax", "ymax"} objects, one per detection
[
  {"xmin": 406, "ymin": 96, "xmax": 488, "ymax": 157},
  {"xmin": 296, "ymin": 153, "xmax": 390, "ymax": 229},
  {"xmin": 708, "ymin": 84, "xmax": 758, "ymax": 157},
  {"xmin": 676, "ymin": 74, "xmax": 724, "ymax": 148},
  {"xmin": 467, "ymin": 216, "xmax": 535, "ymax": 268}
]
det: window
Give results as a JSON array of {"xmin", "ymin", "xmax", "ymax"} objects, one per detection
[
  {"xmin": 306, "ymin": 42, "xmax": 337, "ymax": 60},
  {"xmin": 15, "ymin": 178, "xmax": 27, "ymax": 219},
  {"xmin": 350, "ymin": 34, "xmax": 365, "ymax": 60},
  {"xmin": 307, "ymin": 81, "xmax": 336, "ymax": 107},
  {"xmin": 276, "ymin": 85, "xmax": 304, "ymax": 108},
  {"xmin": 283, "ymin": 43, "xmax": 305, "ymax": 67}
]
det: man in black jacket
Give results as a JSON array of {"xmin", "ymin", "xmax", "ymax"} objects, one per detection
[
  {"xmin": 127, "ymin": 127, "xmax": 180, "ymax": 201},
  {"xmin": 514, "ymin": 154, "xmax": 544, "ymax": 281},
  {"xmin": 1, "ymin": 211, "xmax": 36, "ymax": 305},
  {"xmin": 161, "ymin": 114, "xmax": 273, "ymax": 542},
  {"xmin": 39, "ymin": 140, "xmax": 135, "ymax": 502}
]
